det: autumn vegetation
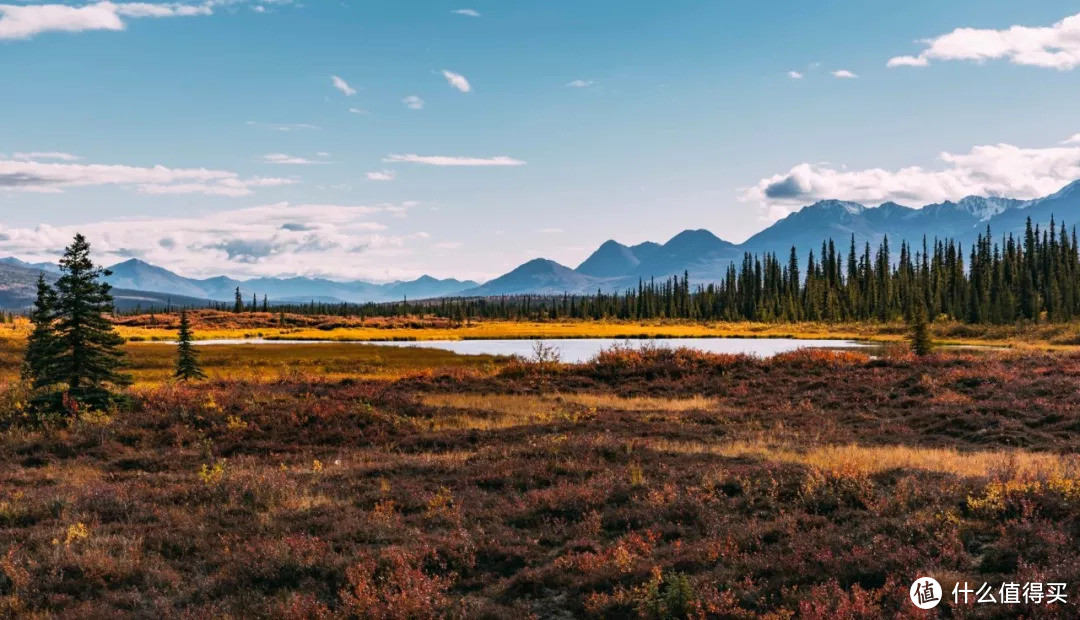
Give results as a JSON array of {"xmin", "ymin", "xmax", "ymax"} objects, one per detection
[
  {"xmin": 4, "ymin": 236, "xmax": 1080, "ymax": 617},
  {"xmin": 3, "ymin": 340, "xmax": 1080, "ymax": 617}
]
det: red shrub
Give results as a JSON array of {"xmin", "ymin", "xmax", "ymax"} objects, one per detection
[{"xmin": 339, "ymin": 547, "xmax": 456, "ymax": 619}]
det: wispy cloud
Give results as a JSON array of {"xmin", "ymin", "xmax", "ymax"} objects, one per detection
[
  {"xmin": 537, "ymin": 228, "xmax": 564, "ymax": 234},
  {"xmin": 451, "ymin": 9, "xmax": 479, "ymax": 17},
  {"xmin": 383, "ymin": 154, "xmax": 526, "ymax": 167},
  {"xmin": 442, "ymin": 69, "xmax": 471, "ymax": 92},
  {"xmin": 261, "ymin": 153, "xmax": 326, "ymax": 165},
  {"xmin": 0, "ymin": 1, "xmax": 212, "ymax": 40},
  {"xmin": 744, "ymin": 135, "xmax": 1080, "ymax": 219},
  {"xmin": 888, "ymin": 11, "xmax": 1080, "ymax": 70},
  {"xmin": 11, "ymin": 152, "xmax": 80, "ymax": 161},
  {"xmin": 246, "ymin": 121, "xmax": 320, "ymax": 132},
  {"xmin": 331, "ymin": 75, "xmax": 356, "ymax": 96},
  {"xmin": 0, "ymin": 202, "xmax": 426, "ymax": 280},
  {"xmin": 0, "ymin": 156, "xmax": 294, "ymax": 197},
  {"xmin": 831, "ymin": 69, "xmax": 858, "ymax": 78},
  {"xmin": 566, "ymin": 79, "xmax": 594, "ymax": 87},
  {"xmin": 787, "ymin": 71, "xmax": 804, "ymax": 79},
  {"xmin": 1064, "ymin": 134, "xmax": 1080, "ymax": 145},
  {"xmin": 366, "ymin": 170, "xmax": 396, "ymax": 181},
  {"xmin": 348, "ymin": 107, "xmax": 367, "ymax": 114},
  {"xmin": 402, "ymin": 96, "xmax": 424, "ymax": 110}
]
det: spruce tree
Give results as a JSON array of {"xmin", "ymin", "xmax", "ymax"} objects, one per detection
[
  {"xmin": 233, "ymin": 287, "xmax": 243, "ymax": 313},
  {"xmin": 909, "ymin": 300, "xmax": 933, "ymax": 357},
  {"xmin": 23, "ymin": 274, "xmax": 59, "ymax": 384},
  {"xmin": 33, "ymin": 234, "xmax": 131, "ymax": 413},
  {"xmin": 174, "ymin": 310, "xmax": 206, "ymax": 381}
]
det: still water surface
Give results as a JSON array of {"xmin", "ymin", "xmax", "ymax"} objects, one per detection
[{"xmin": 188, "ymin": 337, "xmax": 875, "ymax": 364}]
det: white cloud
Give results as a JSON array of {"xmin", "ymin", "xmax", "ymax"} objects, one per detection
[
  {"xmin": 246, "ymin": 121, "xmax": 320, "ymax": 131},
  {"xmin": 787, "ymin": 71, "xmax": 803, "ymax": 79},
  {"xmin": 566, "ymin": 79, "xmax": 594, "ymax": 87},
  {"xmin": 11, "ymin": 152, "xmax": 80, "ymax": 161},
  {"xmin": 1062, "ymin": 134, "xmax": 1080, "ymax": 145},
  {"xmin": 402, "ymin": 96, "xmax": 424, "ymax": 110},
  {"xmin": 383, "ymin": 154, "xmax": 526, "ymax": 167},
  {"xmin": 886, "ymin": 55, "xmax": 929, "ymax": 68},
  {"xmin": 348, "ymin": 107, "xmax": 367, "ymax": 114},
  {"xmin": 441, "ymin": 69, "xmax": 471, "ymax": 92},
  {"xmin": 887, "ymin": 11, "xmax": 1080, "ymax": 70},
  {"xmin": 537, "ymin": 228, "xmax": 564, "ymax": 234},
  {"xmin": 831, "ymin": 69, "xmax": 858, "ymax": 78},
  {"xmin": 744, "ymin": 136, "xmax": 1080, "ymax": 218},
  {"xmin": 261, "ymin": 153, "xmax": 325, "ymax": 165},
  {"xmin": 331, "ymin": 75, "xmax": 356, "ymax": 96},
  {"xmin": 0, "ymin": 156, "xmax": 294, "ymax": 197},
  {"xmin": 0, "ymin": 202, "xmax": 427, "ymax": 280},
  {"xmin": 451, "ymin": 9, "xmax": 479, "ymax": 17},
  {"xmin": 434, "ymin": 241, "xmax": 464, "ymax": 249},
  {"xmin": 0, "ymin": 1, "xmax": 212, "ymax": 40},
  {"xmin": 366, "ymin": 170, "xmax": 396, "ymax": 181}
]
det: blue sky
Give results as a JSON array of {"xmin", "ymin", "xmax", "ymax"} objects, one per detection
[{"xmin": 2, "ymin": 0, "xmax": 1080, "ymax": 282}]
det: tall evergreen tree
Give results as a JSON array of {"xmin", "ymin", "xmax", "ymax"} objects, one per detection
[
  {"xmin": 174, "ymin": 310, "xmax": 205, "ymax": 381},
  {"xmin": 32, "ymin": 234, "xmax": 131, "ymax": 413},
  {"xmin": 23, "ymin": 274, "xmax": 59, "ymax": 384},
  {"xmin": 233, "ymin": 287, "xmax": 243, "ymax": 313}
]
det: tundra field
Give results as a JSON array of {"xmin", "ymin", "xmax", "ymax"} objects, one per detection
[{"xmin": 3, "ymin": 313, "xmax": 1080, "ymax": 618}]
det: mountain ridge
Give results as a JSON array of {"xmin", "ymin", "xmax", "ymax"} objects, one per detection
[{"xmin": 2, "ymin": 180, "xmax": 1078, "ymax": 307}]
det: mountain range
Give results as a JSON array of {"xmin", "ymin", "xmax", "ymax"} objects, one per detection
[
  {"xmin": 0, "ymin": 260, "xmax": 208, "ymax": 312},
  {"xmin": 1, "ymin": 180, "xmax": 1078, "ymax": 309},
  {"xmin": 474, "ymin": 180, "xmax": 1080, "ymax": 295}
]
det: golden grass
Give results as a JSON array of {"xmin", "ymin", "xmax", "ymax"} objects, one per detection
[
  {"xmin": 420, "ymin": 392, "xmax": 717, "ymax": 414},
  {"xmin": 103, "ymin": 317, "xmax": 1080, "ymax": 351},
  {"xmin": 649, "ymin": 439, "xmax": 1080, "ymax": 482},
  {"xmin": 416, "ymin": 392, "xmax": 717, "ymax": 431},
  {"xmin": 112, "ymin": 320, "xmax": 896, "ymax": 344},
  {"xmin": 558, "ymin": 393, "xmax": 718, "ymax": 412},
  {"xmin": 11, "ymin": 311, "xmax": 1080, "ymax": 351},
  {"xmin": 0, "ymin": 339, "xmax": 502, "ymax": 386},
  {"xmin": 416, "ymin": 393, "xmax": 577, "ymax": 430},
  {"xmin": 122, "ymin": 342, "xmax": 500, "ymax": 386}
]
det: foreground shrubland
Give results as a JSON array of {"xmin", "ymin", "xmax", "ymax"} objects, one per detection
[{"xmin": 2, "ymin": 348, "xmax": 1080, "ymax": 617}]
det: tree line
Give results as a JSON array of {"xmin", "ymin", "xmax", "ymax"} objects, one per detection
[{"xmin": 225, "ymin": 218, "xmax": 1080, "ymax": 325}]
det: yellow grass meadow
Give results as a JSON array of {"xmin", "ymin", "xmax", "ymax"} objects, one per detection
[{"xmin": 107, "ymin": 316, "xmax": 1080, "ymax": 351}]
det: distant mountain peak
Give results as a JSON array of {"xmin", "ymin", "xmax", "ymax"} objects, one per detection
[
  {"xmin": 0, "ymin": 257, "xmax": 59, "ymax": 274},
  {"xmin": 1044, "ymin": 179, "xmax": 1080, "ymax": 201},
  {"xmin": 807, "ymin": 199, "xmax": 865, "ymax": 215},
  {"xmin": 576, "ymin": 240, "xmax": 641, "ymax": 277},
  {"xmin": 517, "ymin": 258, "xmax": 565, "ymax": 273},
  {"xmin": 665, "ymin": 228, "xmax": 724, "ymax": 245},
  {"xmin": 954, "ymin": 195, "xmax": 1022, "ymax": 221}
]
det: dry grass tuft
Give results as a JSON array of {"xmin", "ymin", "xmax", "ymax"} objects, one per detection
[
  {"xmin": 650, "ymin": 439, "xmax": 1080, "ymax": 482},
  {"xmin": 416, "ymin": 392, "xmax": 717, "ymax": 430}
]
